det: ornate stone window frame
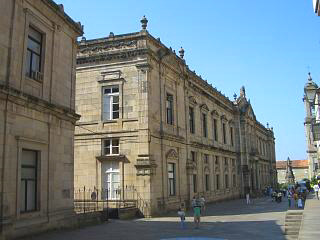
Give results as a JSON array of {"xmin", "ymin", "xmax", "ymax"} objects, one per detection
[
  {"xmin": 221, "ymin": 115, "xmax": 228, "ymax": 144},
  {"xmin": 166, "ymin": 149, "xmax": 178, "ymax": 197},
  {"xmin": 211, "ymin": 110, "xmax": 219, "ymax": 142},
  {"xmin": 98, "ymin": 70, "xmax": 125, "ymax": 123},
  {"xmin": 200, "ymin": 104, "xmax": 209, "ymax": 138}
]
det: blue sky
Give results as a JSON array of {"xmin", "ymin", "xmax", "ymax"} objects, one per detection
[{"xmin": 58, "ymin": 0, "xmax": 320, "ymax": 161}]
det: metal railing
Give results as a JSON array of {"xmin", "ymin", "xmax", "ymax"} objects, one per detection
[{"xmin": 74, "ymin": 185, "xmax": 148, "ymax": 216}]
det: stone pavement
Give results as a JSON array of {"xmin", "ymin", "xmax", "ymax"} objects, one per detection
[
  {"xmin": 298, "ymin": 193, "xmax": 320, "ymax": 239},
  {"xmin": 22, "ymin": 197, "xmax": 288, "ymax": 240}
]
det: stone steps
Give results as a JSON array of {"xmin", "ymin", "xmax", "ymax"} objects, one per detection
[{"xmin": 284, "ymin": 210, "xmax": 303, "ymax": 238}]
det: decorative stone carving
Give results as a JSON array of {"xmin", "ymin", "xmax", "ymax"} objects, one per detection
[
  {"xmin": 166, "ymin": 149, "xmax": 178, "ymax": 159},
  {"xmin": 220, "ymin": 114, "xmax": 227, "ymax": 121},
  {"xmin": 200, "ymin": 103, "xmax": 209, "ymax": 111},
  {"xmin": 78, "ymin": 40, "xmax": 137, "ymax": 55},
  {"xmin": 179, "ymin": 47, "xmax": 184, "ymax": 59},
  {"xmin": 188, "ymin": 96, "xmax": 197, "ymax": 105},
  {"xmin": 135, "ymin": 154, "xmax": 157, "ymax": 176},
  {"xmin": 240, "ymin": 86, "xmax": 246, "ymax": 98},
  {"xmin": 141, "ymin": 16, "xmax": 148, "ymax": 30},
  {"xmin": 211, "ymin": 109, "xmax": 219, "ymax": 117}
]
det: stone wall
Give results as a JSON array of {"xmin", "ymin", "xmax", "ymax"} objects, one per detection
[{"xmin": 0, "ymin": 0, "xmax": 82, "ymax": 239}]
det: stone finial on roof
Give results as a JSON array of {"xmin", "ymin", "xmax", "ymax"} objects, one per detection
[
  {"xmin": 58, "ymin": 4, "xmax": 64, "ymax": 12},
  {"xmin": 80, "ymin": 36, "xmax": 86, "ymax": 45},
  {"xmin": 179, "ymin": 47, "xmax": 185, "ymax": 59},
  {"xmin": 233, "ymin": 93, "xmax": 237, "ymax": 101},
  {"xmin": 141, "ymin": 15, "xmax": 148, "ymax": 30},
  {"xmin": 308, "ymin": 72, "xmax": 312, "ymax": 82},
  {"xmin": 240, "ymin": 86, "xmax": 246, "ymax": 98},
  {"xmin": 267, "ymin": 122, "xmax": 269, "ymax": 128}
]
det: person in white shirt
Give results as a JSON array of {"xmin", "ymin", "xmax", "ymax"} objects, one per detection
[
  {"xmin": 200, "ymin": 195, "xmax": 206, "ymax": 214},
  {"xmin": 177, "ymin": 208, "xmax": 185, "ymax": 229},
  {"xmin": 314, "ymin": 184, "xmax": 319, "ymax": 200},
  {"xmin": 246, "ymin": 192, "xmax": 250, "ymax": 205}
]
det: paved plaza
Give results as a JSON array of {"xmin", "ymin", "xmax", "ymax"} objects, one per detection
[{"xmin": 22, "ymin": 197, "xmax": 288, "ymax": 240}]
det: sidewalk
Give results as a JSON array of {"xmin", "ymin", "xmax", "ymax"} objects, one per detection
[{"xmin": 298, "ymin": 193, "xmax": 320, "ymax": 240}]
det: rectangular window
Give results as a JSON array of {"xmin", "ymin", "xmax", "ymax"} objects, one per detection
[
  {"xmin": 222, "ymin": 123, "xmax": 226, "ymax": 144},
  {"xmin": 103, "ymin": 86, "xmax": 119, "ymax": 120},
  {"xmin": 202, "ymin": 113, "xmax": 207, "ymax": 137},
  {"xmin": 168, "ymin": 163, "xmax": 176, "ymax": 196},
  {"xmin": 103, "ymin": 139, "xmax": 120, "ymax": 155},
  {"xmin": 193, "ymin": 174, "xmax": 197, "ymax": 193},
  {"xmin": 205, "ymin": 174, "xmax": 210, "ymax": 191},
  {"xmin": 191, "ymin": 151, "xmax": 196, "ymax": 162},
  {"xmin": 213, "ymin": 119, "xmax": 218, "ymax": 141},
  {"xmin": 21, "ymin": 149, "xmax": 38, "ymax": 213},
  {"xmin": 215, "ymin": 156, "xmax": 219, "ymax": 165},
  {"xmin": 166, "ymin": 94, "xmax": 174, "ymax": 125},
  {"xmin": 26, "ymin": 27, "xmax": 43, "ymax": 81},
  {"xmin": 224, "ymin": 157, "xmax": 228, "ymax": 166},
  {"xmin": 225, "ymin": 174, "xmax": 229, "ymax": 188},
  {"xmin": 216, "ymin": 174, "xmax": 220, "ymax": 190},
  {"xmin": 233, "ymin": 174, "xmax": 236, "ymax": 187},
  {"xmin": 204, "ymin": 154, "xmax": 209, "ymax": 164},
  {"xmin": 230, "ymin": 127, "xmax": 234, "ymax": 146},
  {"xmin": 232, "ymin": 159, "xmax": 235, "ymax": 167},
  {"xmin": 189, "ymin": 107, "xmax": 195, "ymax": 133}
]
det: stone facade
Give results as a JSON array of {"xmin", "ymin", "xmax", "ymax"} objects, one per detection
[
  {"xmin": 0, "ymin": 0, "xmax": 82, "ymax": 239},
  {"xmin": 277, "ymin": 160, "xmax": 309, "ymax": 184},
  {"xmin": 74, "ymin": 18, "xmax": 276, "ymax": 216}
]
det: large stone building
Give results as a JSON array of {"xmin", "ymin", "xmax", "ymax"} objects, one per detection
[
  {"xmin": 276, "ymin": 159, "xmax": 309, "ymax": 184},
  {"xmin": 0, "ymin": 0, "xmax": 82, "ymax": 239},
  {"xmin": 74, "ymin": 17, "xmax": 276, "ymax": 216}
]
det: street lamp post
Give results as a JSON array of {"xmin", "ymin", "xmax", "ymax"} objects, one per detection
[{"xmin": 304, "ymin": 72, "xmax": 320, "ymax": 179}]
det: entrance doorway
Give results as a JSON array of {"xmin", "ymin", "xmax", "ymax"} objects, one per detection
[{"xmin": 102, "ymin": 161, "xmax": 120, "ymax": 200}]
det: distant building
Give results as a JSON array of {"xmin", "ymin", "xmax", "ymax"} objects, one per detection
[
  {"xmin": 74, "ymin": 17, "xmax": 276, "ymax": 216},
  {"xmin": 0, "ymin": 0, "xmax": 82, "ymax": 239},
  {"xmin": 276, "ymin": 160, "xmax": 309, "ymax": 184}
]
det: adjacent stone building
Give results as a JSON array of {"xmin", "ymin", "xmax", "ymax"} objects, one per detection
[
  {"xmin": 74, "ymin": 17, "xmax": 276, "ymax": 216},
  {"xmin": 277, "ymin": 159, "xmax": 309, "ymax": 184},
  {"xmin": 0, "ymin": 0, "xmax": 83, "ymax": 239}
]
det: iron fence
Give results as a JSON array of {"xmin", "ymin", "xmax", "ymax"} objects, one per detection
[{"xmin": 74, "ymin": 185, "xmax": 148, "ymax": 216}]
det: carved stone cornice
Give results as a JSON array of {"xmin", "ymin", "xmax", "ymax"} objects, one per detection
[
  {"xmin": 78, "ymin": 40, "xmax": 137, "ymax": 56},
  {"xmin": 77, "ymin": 48, "xmax": 149, "ymax": 65}
]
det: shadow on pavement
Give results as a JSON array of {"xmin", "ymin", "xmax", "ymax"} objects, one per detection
[
  {"xmin": 20, "ymin": 219, "xmax": 286, "ymax": 240},
  {"xmin": 160, "ymin": 197, "xmax": 288, "ymax": 218}
]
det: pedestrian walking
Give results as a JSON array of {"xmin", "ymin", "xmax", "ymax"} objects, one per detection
[
  {"xmin": 293, "ymin": 192, "xmax": 298, "ymax": 208},
  {"xmin": 287, "ymin": 189, "xmax": 292, "ymax": 208},
  {"xmin": 276, "ymin": 191, "xmax": 282, "ymax": 203},
  {"xmin": 192, "ymin": 195, "xmax": 201, "ymax": 229},
  {"xmin": 177, "ymin": 208, "xmax": 186, "ymax": 229},
  {"xmin": 314, "ymin": 184, "xmax": 319, "ymax": 200},
  {"xmin": 246, "ymin": 192, "xmax": 250, "ymax": 205},
  {"xmin": 298, "ymin": 196, "xmax": 303, "ymax": 208},
  {"xmin": 200, "ymin": 195, "xmax": 206, "ymax": 215}
]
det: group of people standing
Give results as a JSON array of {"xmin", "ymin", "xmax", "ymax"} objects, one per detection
[
  {"xmin": 286, "ymin": 186, "xmax": 306, "ymax": 208},
  {"xmin": 177, "ymin": 195, "xmax": 206, "ymax": 229}
]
